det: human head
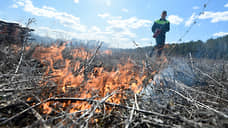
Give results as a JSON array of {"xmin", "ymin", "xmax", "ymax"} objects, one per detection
[{"xmin": 161, "ymin": 10, "xmax": 167, "ymax": 19}]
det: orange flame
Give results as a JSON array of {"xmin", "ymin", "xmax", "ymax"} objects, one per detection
[
  {"xmin": 103, "ymin": 50, "xmax": 112, "ymax": 55},
  {"xmin": 32, "ymin": 43, "xmax": 148, "ymax": 113}
]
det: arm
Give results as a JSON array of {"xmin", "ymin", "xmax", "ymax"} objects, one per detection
[
  {"xmin": 166, "ymin": 22, "xmax": 170, "ymax": 32},
  {"xmin": 152, "ymin": 22, "xmax": 157, "ymax": 33}
]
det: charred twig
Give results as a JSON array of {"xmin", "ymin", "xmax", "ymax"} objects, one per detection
[
  {"xmin": 45, "ymin": 97, "xmax": 175, "ymax": 120},
  {"xmin": 125, "ymin": 103, "xmax": 135, "ymax": 128},
  {"xmin": 0, "ymin": 96, "xmax": 176, "ymax": 126},
  {"xmin": 14, "ymin": 18, "xmax": 35, "ymax": 75},
  {"xmin": 0, "ymin": 80, "xmax": 30, "ymax": 88},
  {"xmin": 0, "ymin": 97, "xmax": 53, "ymax": 126},
  {"xmin": 0, "ymin": 73, "xmax": 23, "ymax": 78},
  {"xmin": 83, "ymin": 91, "xmax": 117, "ymax": 128},
  {"xmin": 0, "ymin": 87, "xmax": 35, "ymax": 92},
  {"xmin": 176, "ymin": 78, "xmax": 228, "ymax": 103},
  {"xmin": 73, "ymin": 42, "xmax": 103, "ymax": 76},
  {"xmin": 194, "ymin": 66, "xmax": 225, "ymax": 88},
  {"xmin": 142, "ymin": 119, "xmax": 172, "ymax": 128},
  {"xmin": 20, "ymin": 100, "xmax": 49, "ymax": 128},
  {"xmin": 169, "ymin": 89, "xmax": 228, "ymax": 118}
]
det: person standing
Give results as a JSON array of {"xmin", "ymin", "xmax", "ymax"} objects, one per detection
[{"xmin": 151, "ymin": 10, "xmax": 170, "ymax": 56}]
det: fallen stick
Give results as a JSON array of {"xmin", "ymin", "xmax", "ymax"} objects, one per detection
[
  {"xmin": 125, "ymin": 103, "xmax": 135, "ymax": 128},
  {"xmin": 194, "ymin": 66, "xmax": 225, "ymax": 88},
  {"xmin": 21, "ymin": 100, "xmax": 49, "ymax": 128},
  {"xmin": 0, "ymin": 97, "xmax": 53, "ymax": 126},
  {"xmin": 0, "ymin": 80, "xmax": 30, "ymax": 88},
  {"xmin": 176, "ymin": 80, "xmax": 228, "ymax": 103},
  {"xmin": 169, "ymin": 89, "xmax": 228, "ymax": 118},
  {"xmin": 46, "ymin": 97, "xmax": 175, "ymax": 119},
  {"xmin": 0, "ymin": 73, "xmax": 23, "ymax": 78},
  {"xmin": 0, "ymin": 96, "xmax": 175, "ymax": 126},
  {"xmin": 0, "ymin": 87, "xmax": 35, "ymax": 92}
]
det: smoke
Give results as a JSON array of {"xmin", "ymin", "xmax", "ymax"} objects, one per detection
[{"xmin": 143, "ymin": 57, "xmax": 197, "ymax": 97}]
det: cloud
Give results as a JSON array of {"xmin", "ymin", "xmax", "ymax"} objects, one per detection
[
  {"xmin": 192, "ymin": 6, "xmax": 200, "ymax": 10},
  {"xmin": 35, "ymin": 14, "xmax": 152, "ymax": 48},
  {"xmin": 213, "ymin": 32, "xmax": 228, "ymax": 37},
  {"xmin": 14, "ymin": 0, "xmax": 86, "ymax": 32},
  {"xmin": 185, "ymin": 11, "xmax": 228, "ymax": 27},
  {"xmin": 98, "ymin": 13, "xmax": 122, "ymax": 20},
  {"xmin": 104, "ymin": 16, "xmax": 152, "ymax": 42},
  {"xmin": 74, "ymin": 0, "xmax": 79, "ymax": 4},
  {"xmin": 35, "ymin": 26, "xmax": 134, "ymax": 48},
  {"xmin": 35, "ymin": 26, "xmax": 109, "ymax": 42},
  {"xmin": 166, "ymin": 41, "xmax": 176, "ymax": 44},
  {"xmin": 141, "ymin": 38, "xmax": 150, "ymax": 41},
  {"xmin": 11, "ymin": 4, "xmax": 18, "ymax": 8},
  {"xmin": 88, "ymin": 26, "xmax": 101, "ymax": 33},
  {"xmin": 0, "ymin": 18, "xmax": 25, "ymax": 26},
  {"xmin": 167, "ymin": 15, "xmax": 183, "ymax": 25},
  {"xmin": 107, "ymin": 17, "xmax": 152, "ymax": 30},
  {"xmin": 225, "ymin": 3, "xmax": 228, "ymax": 7},
  {"xmin": 122, "ymin": 8, "xmax": 129, "ymax": 13},
  {"xmin": 199, "ymin": 11, "xmax": 228, "ymax": 23},
  {"xmin": 13, "ymin": 0, "xmax": 151, "ymax": 48},
  {"xmin": 16, "ymin": 1, "xmax": 25, "ymax": 6},
  {"xmin": 106, "ymin": 0, "xmax": 111, "ymax": 7},
  {"xmin": 185, "ymin": 13, "xmax": 197, "ymax": 26},
  {"xmin": 42, "ymin": 5, "xmax": 56, "ymax": 11},
  {"xmin": 97, "ymin": 13, "xmax": 110, "ymax": 19}
]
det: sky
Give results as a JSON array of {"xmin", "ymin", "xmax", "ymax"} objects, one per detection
[{"xmin": 0, "ymin": 0, "xmax": 228, "ymax": 48}]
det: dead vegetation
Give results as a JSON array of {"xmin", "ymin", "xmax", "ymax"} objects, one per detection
[
  {"xmin": 0, "ymin": 40, "xmax": 228, "ymax": 128},
  {"xmin": 0, "ymin": 20, "xmax": 228, "ymax": 128}
]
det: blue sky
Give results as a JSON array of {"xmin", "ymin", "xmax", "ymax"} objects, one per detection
[{"xmin": 0, "ymin": 0, "xmax": 228, "ymax": 48}]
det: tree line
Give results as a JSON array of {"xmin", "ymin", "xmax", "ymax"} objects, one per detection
[{"xmin": 136, "ymin": 35, "xmax": 228, "ymax": 60}]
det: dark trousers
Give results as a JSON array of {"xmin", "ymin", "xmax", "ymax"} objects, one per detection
[{"xmin": 150, "ymin": 35, "xmax": 165, "ymax": 57}]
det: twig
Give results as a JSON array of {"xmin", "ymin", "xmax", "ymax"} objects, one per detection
[
  {"xmin": 0, "ymin": 92, "xmax": 177, "ymax": 126},
  {"xmin": 15, "ymin": 44, "xmax": 25, "ymax": 74},
  {"xmin": 134, "ymin": 94, "xmax": 139, "ymax": 110},
  {"xmin": 14, "ymin": 18, "xmax": 35, "ymax": 75},
  {"xmin": 0, "ymin": 97, "xmax": 53, "ymax": 126},
  {"xmin": 83, "ymin": 91, "xmax": 116, "ymax": 128},
  {"xmin": 0, "ymin": 80, "xmax": 30, "ymax": 88},
  {"xmin": 194, "ymin": 66, "xmax": 225, "ymax": 88},
  {"xmin": 20, "ymin": 100, "xmax": 49, "ymax": 128},
  {"xmin": 125, "ymin": 104, "xmax": 135, "ymax": 128},
  {"xmin": 74, "ymin": 42, "xmax": 103, "ymax": 75},
  {"xmin": 169, "ymin": 89, "xmax": 228, "ymax": 118},
  {"xmin": 45, "ymin": 97, "xmax": 175, "ymax": 119},
  {"xmin": 142, "ymin": 119, "xmax": 172, "ymax": 128},
  {"xmin": 0, "ymin": 87, "xmax": 35, "ymax": 92},
  {"xmin": 176, "ymin": 79, "xmax": 228, "ymax": 103},
  {"xmin": 189, "ymin": 52, "xmax": 195, "ymax": 73}
]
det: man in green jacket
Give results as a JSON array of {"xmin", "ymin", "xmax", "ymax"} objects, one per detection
[{"xmin": 151, "ymin": 10, "xmax": 170, "ymax": 56}]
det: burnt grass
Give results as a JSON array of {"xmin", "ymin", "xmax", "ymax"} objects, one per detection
[{"xmin": 0, "ymin": 42, "xmax": 228, "ymax": 128}]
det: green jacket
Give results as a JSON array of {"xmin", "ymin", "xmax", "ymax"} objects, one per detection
[{"xmin": 152, "ymin": 18, "xmax": 170, "ymax": 37}]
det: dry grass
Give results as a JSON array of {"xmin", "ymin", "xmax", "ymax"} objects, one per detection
[{"xmin": 0, "ymin": 42, "xmax": 228, "ymax": 128}]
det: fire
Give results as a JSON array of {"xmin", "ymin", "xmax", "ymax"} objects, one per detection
[
  {"xmin": 43, "ymin": 102, "xmax": 52, "ymax": 114},
  {"xmin": 11, "ymin": 44, "xmax": 30, "ymax": 53},
  {"xmin": 32, "ymin": 43, "xmax": 148, "ymax": 114},
  {"xmin": 25, "ymin": 46, "xmax": 30, "ymax": 51},
  {"xmin": 26, "ymin": 97, "xmax": 32, "ymax": 101},
  {"xmin": 103, "ymin": 50, "xmax": 112, "ymax": 55},
  {"xmin": 11, "ymin": 44, "xmax": 21, "ymax": 53}
]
